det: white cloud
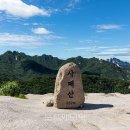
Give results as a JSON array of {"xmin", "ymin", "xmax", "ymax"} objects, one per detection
[
  {"xmin": 66, "ymin": 47, "xmax": 91, "ymax": 51},
  {"xmin": 68, "ymin": 0, "xmax": 80, "ymax": 8},
  {"xmin": 80, "ymin": 39, "xmax": 99, "ymax": 44},
  {"xmin": 97, "ymin": 24, "xmax": 121, "ymax": 30},
  {"xmin": 32, "ymin": 28, "xmax": 52, "ymax": 35},
  {"xmin": 63, "ymin": 0, "xmax": 81, "ymax": 12},
  {"xmin": 0, "ymin": 33, "xmax": 42, "ymax": 47},
  {"xmin": 0, "ymin": 0, "xmax": 49, "ymax": 18},
  {"xmin": 95, "ymin": 48, "xmax": 130, "ymax": 56},
  {"xmin": 66, "ymin": 46, "xmax": 110, "ymax": 51},
  {"xmin": 32, "ymin": 23, "xmax": 38, "ymax": 26},
  {"xmin": 23, "ymin": 23, "xmax": 29, "ymax": 26},
  {"xmin": 95, "ymin": 24, "xmax": 123, "ymax": 32},
  {"xmin": 0, "ymin": 33, "xmax": 63, "ymax": 48},
  {"xmin": 36, "ymin": 0, "xmax": 81, "ymax": 14}
]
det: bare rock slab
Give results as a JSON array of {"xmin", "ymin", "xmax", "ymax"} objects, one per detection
[{"xmin": 54, "ymin": 62, "xmax": 85, "ymax": 108}]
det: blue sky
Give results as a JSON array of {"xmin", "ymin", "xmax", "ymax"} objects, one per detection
[{"xmin": 0, "ymin": 0, "xmax": 130, "ymax": 61}]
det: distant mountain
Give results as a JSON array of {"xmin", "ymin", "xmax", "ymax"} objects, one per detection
[
  {"xmin": 0, "ymin": 51, "xmax": 58, "ymax": 80},
  {"xmin": 0, "ymin": 51, "xmax": 130, "ymax": 81},
  {"xmin": 63, "ymin": 56, "xmax": 130, "ymax": 80},
  {"xmin": 107, "ymin": 58, "xmax": 130, "ymax": 68}
]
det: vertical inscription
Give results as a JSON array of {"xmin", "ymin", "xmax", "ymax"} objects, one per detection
[
  {"xmin": 68, "ymin": 80, "xmax": 74, "ymax": 88},
  {"xmin": 67, "ymin": 70, "xmax": 75, "ymax": 78},
  {"xmin": 67, "ymin": 90, "xmax": 74, "ymax": 98},
  {"xmin": 67, "ymin": 70, "xmax": 75, "ymax": 100}
]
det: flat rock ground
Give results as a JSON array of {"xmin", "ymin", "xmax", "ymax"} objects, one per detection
[{"xmin": 0, "ymin": 93, "xmax": 130, "ymax": 130}]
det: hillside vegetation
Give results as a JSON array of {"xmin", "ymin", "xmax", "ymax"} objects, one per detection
[
  {"xmin": 0, "ymin": 51, "xmax": 130, "ymax": 80},
  {"xmin": 0, "ymin": 51, "xmax": 130, "ymax": 97}
]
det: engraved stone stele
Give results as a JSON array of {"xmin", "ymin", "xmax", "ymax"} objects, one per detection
[{"xmin": 54, "ymin": 62, "xmax": 85, "ymax": 109}]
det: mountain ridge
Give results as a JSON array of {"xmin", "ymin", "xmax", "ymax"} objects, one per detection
[
  {"xmin": 0, "ymin": 51, "xmax": 130, "ymax": 80},
  {"xmin": 106, "ymin": 58, "xmax": 130, "ymax": 68}
]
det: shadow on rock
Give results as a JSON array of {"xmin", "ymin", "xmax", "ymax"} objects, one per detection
[{"xmin": 79, "ymin": 103, "xmax": 113, "ymax": 110}]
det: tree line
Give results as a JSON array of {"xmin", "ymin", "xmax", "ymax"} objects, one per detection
[{"xmin": 0, "ymin": 75, "xmax": 130, "ymax": 98}]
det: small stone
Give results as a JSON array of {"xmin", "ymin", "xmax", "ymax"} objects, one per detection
[
  {"xmin": 46, "ymin": 99, "xmax": 54, "ymax": 107},
  {"xmin": 54, "ymin": 62, "xmax": 85, "ymax": 109}
]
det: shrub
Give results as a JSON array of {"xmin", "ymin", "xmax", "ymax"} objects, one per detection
[
  {"xmin": 0, "ymin": 81, "xmax": 20, "ymax": 96},
  {"xmin": 16, "ymin": 94, "xmax": 27, "ymax": 99}
]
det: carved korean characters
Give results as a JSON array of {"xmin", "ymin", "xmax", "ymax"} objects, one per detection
[{"xmin": 54, "ymin": 62, "xmax": 85, "ymax": 108}]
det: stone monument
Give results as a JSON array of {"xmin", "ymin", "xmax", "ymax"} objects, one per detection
[{"xmin": 54, "ymin": 62, "xmax": 85, "ymax": 108}]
